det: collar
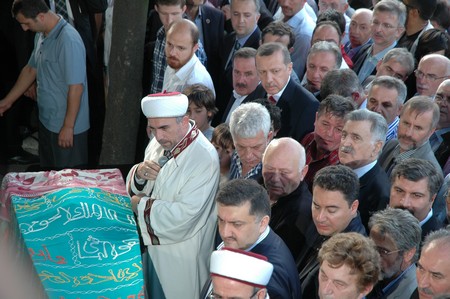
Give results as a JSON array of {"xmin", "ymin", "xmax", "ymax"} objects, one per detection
[
  {"xmin": 44, "ymin": 17, "xmax": 67, "ymax": 39},
  {"xmin": 233, "ymin": 90, "xmax": 248, "ymax": 102},
  {"xmin": 169, "ymin": 54, "xmax": 198, "ymax": 79},
  {"xmin": 236, "ymin": 26, "xmax": 258, "ymax": 46},
  {"xmin": 369, "ymin": 41, "xmax": 397, "ymax": 59},
  {"xmin": 353, "ymin": 160, "xmax": 377, "ymax": 178},
  {"xmin": 169, "ymin": 120, "xmax": 200, "ymax": 158},
  {"xmin": 420, "ymin": 208, "xmax": 433, "ymax": 226},
  {"xmin": 268, "ymin": 77, "xmax": 291, "ymax": 101},
  {"xmin": 382, "ymin": 263, "xmax": 415, "ymax": 295}
]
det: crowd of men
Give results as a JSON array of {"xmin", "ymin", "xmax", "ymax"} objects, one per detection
[{"xmin": 2, "ymin": 0, "xmax": 450, "ymax": 298}]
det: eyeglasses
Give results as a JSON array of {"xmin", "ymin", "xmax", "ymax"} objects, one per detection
[
  {"xmin": 376, "ymin": 246, "xmax": 401, "ymax": 257},
  {"xmin": 434, "ymin": 94, "xmax": 450, "ymax": 105},
  {"xmin": 414, "ymin": 69, "xmax": 450, "ymax": 82},
  {"xmin": 209, "ymin": 289, "xmax": 259, "ymax": 299},
  {"xmin": 371, "ymin": 20, "xmax": 399, "ymax": 30}
]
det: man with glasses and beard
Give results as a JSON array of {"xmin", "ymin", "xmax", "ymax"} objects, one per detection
[{"xmin": 367, "ymin": 208, "xmax": 422, "ymax": 299}]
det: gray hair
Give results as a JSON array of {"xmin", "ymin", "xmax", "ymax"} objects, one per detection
[
  {"xmin": 321, "ymin": 69, "xmax": 363, "ymax": 99},
  {"xmin": 369, "ymin": 208, "xmax": 422, "ymax": 262},
  {"xmin": 422, "ymin": 228, "xmax": 450, "ymax": 252},
  {"xmin": 308, "ymin": 41, "xmax": 342, "ymax": 69},
  {"xmin": 391, "ymin": 158, "xmax": 444, "ymax": 197},
  {"xmin": 230, "ymin": 102, "xmax": 271, "ymax": 139},
  {"xmin": 257, "ymin": 42, "xmax": 292, "ymax": 65},
  {"xmin": 373, "ymin": 0, "xmax": 407, "ymax": 28},
  {"xmin": 344, "ymin": 109, "xmax": 388, "ymax": 144},
  {"xmin": 401, "ymin": 96, "xmax": 440, "ymax": 130},
  {"xmin": 370, "ymin": 76, "xmax": 407, "ymax": 106},
  {"xmin": 234, "ymin": 47, "xmax": 257, "ymax": 60},
  {"xmin": 382, "ymin": 48, "xmax": 415, "ymax": 77}
]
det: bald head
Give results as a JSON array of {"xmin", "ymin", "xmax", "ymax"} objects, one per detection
[
  {"xmin": 349, "ymin": 8, "xmax": 373, "ymax": 48},
  {"xmin": 262, "ymin": 138, "xmax": 308, "ymax": 200},
  {"xmin": 416, "ymin": 54, "xmax": 450, "ymax": 96},
  {"xmin": 167, "ymin": 18, "xmax": 199, "ymax": 45}
]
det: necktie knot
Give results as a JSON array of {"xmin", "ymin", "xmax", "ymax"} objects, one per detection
[{"xmin": 268, "ymin": 96, "xmax": 277, "ymax": 105}]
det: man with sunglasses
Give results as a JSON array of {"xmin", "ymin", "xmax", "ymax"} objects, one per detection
[{"xmin": 367, "ymin": 208, "xmax": 422, "ymax": 299}]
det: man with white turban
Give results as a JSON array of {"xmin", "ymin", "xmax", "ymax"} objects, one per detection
[{"xmin": 126, "ymin": 91, "xmax": 220, "ymax": 299}]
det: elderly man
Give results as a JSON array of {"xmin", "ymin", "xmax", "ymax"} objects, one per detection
[
  {"xmin": 368, "ymin": 208, "xmax": 422, "ymax": 299},
  {"xmin": 214, "ymin": 179, "xmax": 301, "ymax": 298},
  {"xmin": 379, "ymin": 96, "xmax": 442, "ymax": 176},
  {"xmin": 397, "ymin": 0, "xmax": 436, "ymax": 55},
  {"xmin": 389, "ymin": 158, "xmax": 444, "ymax": 241},
  {"xmin": 275, "ymin": 0, "xmax": 315, "ymax": 78},
  {"xmin": 304, "ymin": 41, "xmax": 342, "ymax": 97},
  {"xmin": 339, "ymin": 109, "xmax": 390, "ymax": 231},
  {"xmin": 412, "ymin": 229, "xmax": 450, "ymax": 299},
  {"xmin": 344, "ymin": 8, "xmax": 373, "ymax": 59},
  {"xmin": 221, "ymin": 47, "xmax": 261, "ymax": 123},
  {"xmin": 255, "ymin": 42, "xmax": 319, "ymax": 141},
  {"xmin": 415, "ymin": 54, "xmax": 450, "ymax": 97},
  {"xmin": 432, "ymin": 80, "xmax": 450, "ymax": 169},
  {"xmin": 318, "ymin": 232, "xmax": 381, "ymax": 299},
  {"xmin": 366, "ymin": 76, "xmax": 408, "ymax": 141},
  {"xmin": 127, "ymin": 92, "xmax": 219, "ymax": 298},
  {"xmin": 209, "ymin": 248, "xmax": 274, "ymax": 299},
  {"xmin": 353, "ymin": 0, "xmax": 406, "ymax": 83},
  {"xmin": 301, "ymin": 94, "xmax": 356, "ymax": 190},
  {"xmin": 162, "ymin": 19, "xmax": 215, "ymax": 95},
  {"xmin": 298, "ymin": 165, "xmax": 366, "ymax": 297},
  {"xmin": 229, "ymin": 102, "xmax": 272, "ymax": 181},
  {"xmin": 262, "ymin": 137, "xmax": 311, "ymax": 257}
]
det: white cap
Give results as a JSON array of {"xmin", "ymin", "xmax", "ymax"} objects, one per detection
[
  {"xmin": 210, "ymin": 248, "xmax": 274, "ymax": 288},
  {"xmin": 141, "ymin": 91, "xmax": 188, "ymax": 118}
]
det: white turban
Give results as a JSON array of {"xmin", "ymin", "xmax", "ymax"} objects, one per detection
[
  {"xmin": 210, "ymin": 248, "xmax": 273, "ymax": 288},
  {"xmin": 141, "ymin": 92, "xmax": 188, "ymax": 118}
]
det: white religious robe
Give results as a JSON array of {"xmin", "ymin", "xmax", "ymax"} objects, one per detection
[{"xmin": 126, "ymin": 124, "xmax": 220, "ymax": 298}]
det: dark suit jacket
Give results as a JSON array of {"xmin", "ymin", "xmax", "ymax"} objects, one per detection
[
  {"xmin": 220, "ymin": 85, "xmax": 266, "ymax": 123},
  {"xmin": 214, "ymin": 28, "xmax": 262, "ymax": 125},
  {"xmin": 358, "ymin": 162, "xmax": 391, "ymax": 232},
  {"xmin": 434, "ymin": 130, "xmax": 450, "ymax": 168},
  {"xmin": 252, "ymin": 229, "xmax": 302, "ymax": 299},
  {"xmin": 421, "ymin": 213, "xmax": 444, "ymax": 241},
  {"xmin": 351, "ymin": 43, "xmax": 373, "ymax": 76},
  {"xmin": 255, "ymin": 78, "xmax": 319, "ymax": 141},
  {"xmin": 269, "ymin": 181, "xmax": 312, "ymax": 259},
  {"xmin": 199, "ymin": 5, "xmax": 224, "ymax": 87}
]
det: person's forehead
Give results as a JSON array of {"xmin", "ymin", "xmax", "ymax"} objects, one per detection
[
  {"xmin": 369, "ymin": 84, "xmax": 399, "ymax": 100},
  {"xmin": 352, "ymin": 11, "xmax": 372, "ymax": 23},
  {"xmin": 318, "ymin": 111, "xmax": 345, "ymax": 122},
  {"xmin": 231, "ymin": 0, "xmax": 257, "ymax": 12},
  {"xmin": 263, "ymin": 33, "xmax": 290, "ymax": 45},
  {"xmin": 156, "ymin": 4, "xmax": 184, "ymax": 13},
  {"xmin": 344, "ymin": 119, "xmax": 372, "ymax": 133},
  {"xmin": 402, "ymin": 107, "xmax": 433, "ymax": 122},
  {"xmin": 419, "ymin": 57, "xmax": 448, "ymax": 73},
  {"xmin": 373, "ymin": 10, "xmax": 399, "ymax": 22},
  {"xmin": 256, "ymin": 51, "xmax": 285, "ymax": 65},
  {"xmin": 218, "ymin": 201, "xmax": 252, "ymax": 217},
  {"xmin": 437, "ymin": 82, "xmax": 450, "ymax": 95},
  {"xmin": 393, "ymin": 175, "xmax": 429, "ymax": 190},
  {"xmin": 314, "ymin": 186, "xmax": 348, "ymax": 204}
]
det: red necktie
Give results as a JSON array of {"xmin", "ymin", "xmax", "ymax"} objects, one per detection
[{"xmin": 268, "ymin": 96, "xmax": 276, "ymax": 105}]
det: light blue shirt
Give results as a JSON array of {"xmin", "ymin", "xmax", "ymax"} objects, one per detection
[
  {"xmin": 28, "ymin": 17, "xmax": 89, "ymax": 134},
  {"xmin": 358, "ymin": 41, "xmax": 397, "ymax": 83}
]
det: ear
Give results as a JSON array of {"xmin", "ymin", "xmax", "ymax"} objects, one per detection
[
  {"xmin": 430, "ymin": 193, "xmax": 437, "ymax": 204},
  {"xmin": 372, "ymin": 140, "xmax": 383, "ymax": 157},
  {"xmin": 301, "ymin": 165, "xmax": 309, "ymax": 180},
  {"xmin": 396, "ymin": 104, "xmax": 403, "ymax": 116},
  {"xmin": 361, "ymin": 284, "xmax": 374, "ymax": 297},
  {"xmin": 402, "ymin": 247, "xmax": 416, "ymax": 264},
  {"xmin": 267, "ymin": 130, "xmax": 274, "ymax": 143},
  {"xmin": 375, "ymin": 59, "xmax": 383, "ymax": 72},
  {"xmin": 259, "ymin": 215, "xmax": 270, "ymax": 233},
  {"xmin": 182, "ymin": 5, "xmax": 187, "ymax": 13},
  {"xmin": 193, "ymin": 42, "xmax": 200, "ymax": 52},
  {"xmin": 256, "ymin": 289, "xmax": 267, "ymax": 299},
  {"xmin": 350, "ymin": 199, "xmax": 359, "ymax": 214},
  {"xmin": 288, "ymin": 46, "xmax": 294, "ymax": 54}
]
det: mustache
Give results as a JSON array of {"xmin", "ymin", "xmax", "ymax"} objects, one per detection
[
  {"xmin": 418, "ymin": 287, "xmax": 434, "ymax": 296},
  {"xmin": 235, "ymin": 83, "xmax": 247, "ymax": 89},
  {"xmin": 340, "ymin": 145, "xmax": 353, "ymax": 154}
]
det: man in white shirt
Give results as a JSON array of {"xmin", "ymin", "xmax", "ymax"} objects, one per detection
[{"xmin": 162, "ymin": 19, "xmax": 215, "ymax": 95}]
